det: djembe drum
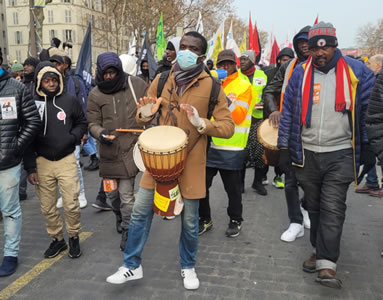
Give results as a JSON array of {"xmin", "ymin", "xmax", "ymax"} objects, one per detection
[
  {"xmin": 137, "ymin": 126, "xmax": 188, "ymax": 217},
  {"xmin": 257, "ymin": 119, "xmax": 280, "ymax": 166}
]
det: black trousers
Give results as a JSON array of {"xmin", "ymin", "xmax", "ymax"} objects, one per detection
[
  {"xmin": 199, "ymin": 167, "xmax": 243, "ymax": 222},
  {"xmin": 295, "ymin": 148, "xmax": 354, "ymax": 266},
  {"xmin": 284, "ymin": 163, "xmax": 303, "ymax": 224}
]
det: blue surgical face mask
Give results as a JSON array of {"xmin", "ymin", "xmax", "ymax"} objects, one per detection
[{"xmin": 176, "ymin": 50, "xmax": 200, "ymax": 70}]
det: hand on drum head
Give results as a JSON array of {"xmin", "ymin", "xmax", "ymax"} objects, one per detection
[
  {"xmin": 268, "ymin": 111, "xmax": 281, "ymax": 128},
  {"xmin": 137, "ymin": 96, "xmax": 163, "ymax": 117}
]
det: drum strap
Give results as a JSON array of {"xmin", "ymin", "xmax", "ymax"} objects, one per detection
[{"xmin": 127, "ymin": 76, "xmax": 138, "ymax": 105}]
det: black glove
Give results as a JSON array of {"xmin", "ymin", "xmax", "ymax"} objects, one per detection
[
  {"xmin": 360, "ymin": 145, "xmax": 376, "ymax": 166},
  {"xmin": 278, "ymin": 148, "xmax": 292, "ymax": 173},
  {"xmin": 99, "ymin": 129, "xmax": 114, "ymax": 145}
]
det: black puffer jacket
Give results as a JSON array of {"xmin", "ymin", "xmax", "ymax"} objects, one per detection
[
  {"xmin": 366, "ymin": 70, "xmax": 383, "ymax": 163},
  {"xmin": 0, "ymin": 71, "xmax": 41, "ymax": 170},
  {"xmin": 263, "ymin": 26, "xmax": 310, "ymax": 118}
]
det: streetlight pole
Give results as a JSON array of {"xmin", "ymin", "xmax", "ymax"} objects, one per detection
[{"xmin": 29, "ymin": 0, "xmax": 37, "ymax": 57}]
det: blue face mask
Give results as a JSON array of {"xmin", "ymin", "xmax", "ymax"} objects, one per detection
[{"xmin": 176, "ymin": 50, "xmax": 200, "ymax": 70}]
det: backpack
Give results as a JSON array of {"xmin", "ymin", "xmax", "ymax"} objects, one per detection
[{"xmin": 156, "ymin": 69, "xmax": 223, "ymax": 151}]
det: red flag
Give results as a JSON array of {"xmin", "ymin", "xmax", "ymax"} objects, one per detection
[
  {"xmin": 253, "ymin": 21, "xmax": 261, "ymax": 57},
  {"xmin": 314, "ymin": 15, "xmax": 319, "ymax": 25},
  {"xmin": 249, "ymin": 12, "xmax": 253, "ymax": 51},
  {"xmin": 269, "ymin": 37, "xmax": 280, "ymax": 65}
]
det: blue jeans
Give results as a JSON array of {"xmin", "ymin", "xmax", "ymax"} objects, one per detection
[
  {"xmin": 74, "ymin": 146, "xmax": 85, "ymax": 194},
  {"xmin": 366, "ymin": 166, "xmax": 383, "ymax": 188},
  {"xmin": 83, "ymin": 134, "xmax": 97, "ymax": 156},
  {"xmin": 123, "ymin": 187, "xmax": 199, "ymax": 269},
  {"xmin": 0, "ymin": 164, "xmax": 22, "ymax": 257}
]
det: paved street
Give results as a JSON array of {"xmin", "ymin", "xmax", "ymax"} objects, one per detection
[{"xmin": 0, "ymin": 162, "xmax": 383, "ymax": 300}]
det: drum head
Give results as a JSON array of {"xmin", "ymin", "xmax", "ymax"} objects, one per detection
[
  {"xmin": 133, "ymin": 143, "xmax": 145, "ymax": 172},
  {"xmin": 258, "ymin": 119, "xmax": 278, "ymax": 150},
  {"xmin": 138, "ymin": 126, "xmax": 188, "ymax": 153}
]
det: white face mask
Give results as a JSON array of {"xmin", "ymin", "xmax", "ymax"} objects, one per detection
[{"xmin": 176, "ymin": 50, "xmax": 201, "ymax": 70}]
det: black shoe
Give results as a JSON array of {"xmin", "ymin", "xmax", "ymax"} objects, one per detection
[
  {"xmin": 199, "ymin": 219, "xmax": 213, "ymax": 235},
  {"xmin": 84, "ymin": 154, "xmax": 99, "ymax": 171},
  {"xmin": 225, "ymin": 220, "xmax": 241, "ymax": 238},
  {"xmin": 252, "ymin": 181, "xmax": 268, "ymax": 196},
  {"xmin": 120, "ymin": 230, "xmax": 129, "ymax": 251},
  {"xmin": 80, "ymin": 149, "xmax": 89, "ymax": 157},
  {"xmin": 19, "ymin": 193, "xmax": 27, "ymax": 201},
  {"xmin": 44, "ymin": 238, "xmax": 68, "ymax": 258},
  {"xmin": 68, "ymin": 236, "xmax": 82, "ymax": 258},
  {"xmin": 92, "ymin": 198, "xmax": 112, "ymax": 211},
  {"xmin": 115, "ymin": 213, "xmax": 122, "ymax": 234}
]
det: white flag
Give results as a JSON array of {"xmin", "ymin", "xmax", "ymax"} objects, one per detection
[
  {"xmin": 196, "ymin": 12, "xmax": 204, "ymax": 35},
  {"xmin": 225, "ymin": 20, "xmax": 240, "ymax": 58}
]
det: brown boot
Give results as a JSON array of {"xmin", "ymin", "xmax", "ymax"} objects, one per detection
[
  {"xmin": 316, "ymin": 269, "xmax": 342, "ymax": 289},
  {"xmin": 302, "ymin": 253, "xmax": 316, "ymax": 273}
]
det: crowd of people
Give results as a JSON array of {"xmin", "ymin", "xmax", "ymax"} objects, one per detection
[{"xmin": 0, "ymin": 21, "xmax": 382, "ymax": 293}]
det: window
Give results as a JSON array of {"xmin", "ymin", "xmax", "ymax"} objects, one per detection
[
  {"xmin": 49, "ymin": 29, "xmax": 57, "ymax": 41},
  {"xmin": 1, "ymin": 14, "xmax": 4, "ymax": 22},
  {"xmin": 61, "ymin": 0, "xmax": 71, "ymax": 3},
  {"xmin": 9, "ymin": 0, "xmax": 17, "ymax": 6},
  {"xmin": 15, "ymin": 31, "xmax": 22, "ymax": 44},
  {"xmin": 87, "ymin": 0, "xmax": 93, "ymax": 9},
  {"xmin": 64, "ymin": 10, "xmax": 71, "ymax": 23},
  {"xmin": 47, "ymin": 10, "xmax": 53, "ymax": 24},
  {"xmin": 2, "ymin": 31, "xmax": 5, "ymax": 38},
  {"xmin": 3, "ymin": 48, "xmax": 6, "ymax": 55},
  {"xmin": 12, "ymin": 12, "xmax": 18, "ymax": 25},
  {"xmin": 16, "ymin": 50, "xmax": 21, "ymax": 62},
  {"xmin": 63, "ymin": 29, "xmax": 75, "ymax": 43}
]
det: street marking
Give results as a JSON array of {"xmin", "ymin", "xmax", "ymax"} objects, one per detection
[{"xmin": 0, "ymin": 232, "xmax": 93, "ymax": 300}]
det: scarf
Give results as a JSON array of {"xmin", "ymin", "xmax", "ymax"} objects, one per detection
[
  {"xmin": 96, "ymin": 70, "xmax": 125, "ymax": 94},
  {"xmin": 173, "ymin": 63, "xmax": 204, "ymax": 96},
  {"xmin": 241, "ymin": 65, "xmax": 255, "ymax": 76},
  {"xmin": 301, "ymin": 49, "xmax": 352, "ymax": 127},
  {"xmin": 23, "ymin": 72, "xmax": 35, "ymax": 83}
]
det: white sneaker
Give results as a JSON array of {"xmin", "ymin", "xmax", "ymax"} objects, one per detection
[
  {"xmin": 106, "ymin": 265, "xmax": 143, "ymax": 284},
  {"xmin": 301, "ymin": 206, "xmax": 311, "ymax": 229},
  {"xmin": 56, "ymin": 197, "xmax": 63, "ymax": 208},
  {"xmin": 280, "ymin": 223, "xmax": 304, "ymax": 242},
  {"xmin": 181, "ymin": 268, "xmax": 199, "ymax": 290},
  {"xmin": 79, "ymin": 193, "xmax": 87, "ymax": 209}
]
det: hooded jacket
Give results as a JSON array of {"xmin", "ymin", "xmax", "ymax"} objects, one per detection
[
  {"xmin": 87, "ymin": 53, "xmax": 148, "ymax": 179},
  {"xmin": 23, "ymin": 62, "xmax": 87, "ymax": 173},
  {"xmin": 263, "ymin": 26, "xmax": 310, "ymax": 118},
  {"xmin": 366, "ymin": 69, "xmax": 383, "ymax": 163},
  {"xmin": 264, "ymin": 47, "xmax": 295, "ymax": 85},
  {"xmin": 0, "ymin": 70, "xmax": 40, "ymax": 170},
  {"xmin": 154, "ymin": 37, "xmax": 181, "ymax": 77}
]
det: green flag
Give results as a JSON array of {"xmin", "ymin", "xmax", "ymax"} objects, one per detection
[{"xmin": 156, "ymin": 13, "xmax": 166, "ymax": 60}]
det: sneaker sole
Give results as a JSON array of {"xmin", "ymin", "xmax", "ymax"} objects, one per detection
[
  {"xmin": 44, "ymin": 244, "xmax": 68, "ymax": 258},
  {"xmin": 302, "ymin": 265, "xmax": 317, "ymax": 273},
  {"xmin": 280, "ymin": 230, "xmax": 304, "ymax": 242},
  {"xmin": 91, "ymin": 203, "xmax": 113, "ymax": 211},
  {"xmin": 316, "ymin": 277, "xmax": 342, "ymax": 289},
  {"xmin": 68, "ymin": 250, "xmax": 82, "ymax": 259}
]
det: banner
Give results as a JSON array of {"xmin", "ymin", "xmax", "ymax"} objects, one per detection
[
  {"xmin": 207, "ymin": 21, "xmax": 225, "ymax": 60},
  {"xmin": 239, "ymin": 31, "xmax": 246, "ymax": 53},
  {"xmin": 75, "ymin": 21, "xmax": 92, "ymax": 90},
  {"xmin": 156, "ymin": 13, "xmax": 166, "ymax": 60},
  {"xmin": 225, "ymin": 20, "xmax": 241, "ymax": 64},
  {"xmin": 137, "ymin": 35, "xmax": 157, "ymax": 80}
]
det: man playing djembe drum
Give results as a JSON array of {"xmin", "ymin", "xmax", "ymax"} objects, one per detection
[{"xmin": 106, "ymin": 31, "xmax": 235, "ymax": 290}]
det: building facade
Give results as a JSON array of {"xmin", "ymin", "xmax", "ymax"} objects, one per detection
[
  {"xmin": 5, "ymin": 0, "xmax": 131, "ymax": 67},
  {"xmin": 0, "ymin": 0, "xmax": 9, "ymax": 65}
]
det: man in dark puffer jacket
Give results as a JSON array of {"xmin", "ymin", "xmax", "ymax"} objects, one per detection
[{"xmin": 0, "ymin": 52, "xmax": 40, "ymax": 276}]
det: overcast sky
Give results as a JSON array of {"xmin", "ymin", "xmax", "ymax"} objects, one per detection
[{"xmin": 234, "ymin": 0, "xmax": 383, "ymax": 48}]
